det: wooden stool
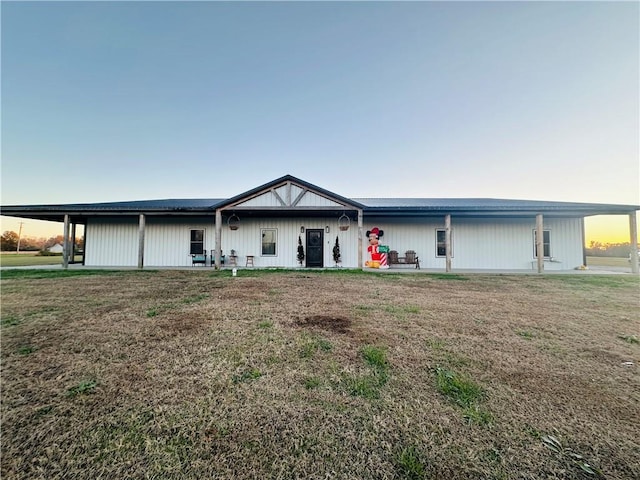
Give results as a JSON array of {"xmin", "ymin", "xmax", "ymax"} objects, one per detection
[{"xmin": 245, "ymin": 255, "xmax": 254, "ymax": 267}]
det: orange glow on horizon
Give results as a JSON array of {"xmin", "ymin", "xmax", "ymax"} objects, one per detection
[{"xmin": 584, "ymin": 215, "xmax": 638, "ymax": 246}]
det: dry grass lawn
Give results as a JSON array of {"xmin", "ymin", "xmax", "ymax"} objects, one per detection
[{"xmin": 1, "ymin": 269, "xmax": 639, "ymax": 479}]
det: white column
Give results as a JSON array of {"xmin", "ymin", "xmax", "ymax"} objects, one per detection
[
  {"xmin": 357, "ymin": 209, "xmax": 363, "ymax": 269},
  {"xmin": 630, "ymin": 212, "xmax": 638, "ymax": 274},
  {"xmin": 62, "ymin": 214, "xmax": 70, "ymax": 269},
  {"xmin": 215, "ymin": 209, "xmax": 222, "ymax": 269},
  {"xmin": 536, "ymin": 214, "xmax": 544, "ymax": 273},
  {"xmin": 137, "ymin": 214, "xmax": 146, "ymax": 269},
  {"xmin": 445, "ymin": 214, "xmax": 452, "ymax": 273}
]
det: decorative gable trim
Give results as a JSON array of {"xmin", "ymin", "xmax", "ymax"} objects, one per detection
[{"xmin": 219, "ymin": 175, "xmax": 364, "ymax": 211}]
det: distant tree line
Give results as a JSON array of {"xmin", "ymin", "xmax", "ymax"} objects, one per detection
[
  {"xmin": 585, "ymin": 241, "xmax": 638, "ymax": 257},
  {"xmin": 1, "ymin": 231, "xmax": 83, "ymax": 252}
]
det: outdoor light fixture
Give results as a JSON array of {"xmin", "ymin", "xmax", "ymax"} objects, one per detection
[
  {"xmin": 338, "ymin": 213, "xmax": 350, "ymax": 231},
  {"xmin": 300, "ymin": 226, "xmax": 305, "ymax": 233},
  {"xmin": 326, "ymin": 226, "xmax": 330, "ymax": 233},
  {"xmin": 228, "ymin": 214, "xmax": 240, "ymax": 231}
]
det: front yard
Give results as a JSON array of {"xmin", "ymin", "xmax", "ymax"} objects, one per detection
[{"xmin": 1, "ymin": 270, "xmax": 638, "ymax": 479}]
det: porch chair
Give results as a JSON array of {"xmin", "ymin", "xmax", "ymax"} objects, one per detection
[
  {"xmin": 405, "ymin": 250, "xmax": 420, "ymax": 269},
  {"xmin": 191, "ymin": 250, "xmax": 207, "ymax": 266},
  {"xmin": 209, "ymin": 252, "xmax": 225, "ymax": 267}
]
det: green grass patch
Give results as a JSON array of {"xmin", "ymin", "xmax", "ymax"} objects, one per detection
[
  {"xmin": 617, "ymin": 334, "xmax": 639, "ymax": 345},
  {"xmin": 303, "ymin": 377, "xmax": 321, "ymax": 390},
  {"xmin": 1, "ymin": 314, "xmax": 21, "ymax": 327},
  {"xmin": 435, "ymin": 367, "xmax": 484, "ymax": 408},
  {"xmin": 362, "ymin": 345, "xmax": 388, "ymax": 370},
  {"xmin": 435, "ymin": 366, "xmax": 491, "ymax": 424},
  {"xmin": 18, "ymin": 345, "xmax": 35, "ymax": 355},
  {"xmin": 383, "ymin": 304, "xmax": 421, "ymax": 317},
  {"xmin": 545, "ymin": 275, "xmax": 639, "ymax": 289},
  {"xmin": 66, "ymin": 379, "xmax": 97, "ymax": 397},
  {"xmin": 463, "ymin": 404, "xmax": 493, "ymax": 425},
  {"xmin": 344, "ymin": 345, "xmax": 391, "ymax": 399},
  {"xmin": 395, "ymin": 445, "xmax": 427, "ymax": 479},
  {"xmin": 354, "ymin": 304, "xmax": 375, "ymax": 313},
  {"xmin": 344, "ymin": 375, "xmax": 381, "ymax": 399},
  {"xmin": 517, "ymin": 330, "xmax": 535, "ymax": 340},
  {"xmin": 232, "ymin": 368, "xmax": 262, "ymax": 384},
  {"xmin": 427, "ymin": 273, "xmax": 469, "ymax": 281},
  {"xmin": 0, "ymin": 269, "xmax": 157, "ymax": 280},
  {"xmin": 258, "ymin": 320, "xmax": 273, "ymax": 329},
  {"xmin": 0, "ymin": 253, "xmax": 82, "ymax": 267},
  {"xmin": 34, "ymin": 405, "xmax": 54, "ymax": 417},
  {"xmin": 300, "ymin": 335, "xmax": 333, "ymax": 358},
  {"xmin": 181, "ymin": 293, "xmax": 209, "ymax": 304},
  {"xmin": 426, "ymin": 338, "xmax": 447, "ymax": 350}
]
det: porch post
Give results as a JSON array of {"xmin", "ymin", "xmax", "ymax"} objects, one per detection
[
  {"xmin": 137, "ymin": 214, "xmax": 146, "ymax": 269},
  {"xmin": 215, "ymin": 209, "xmax": 222, "ymax": 269},
  {"xmin": 81, "ymin": 224, "xmax": 86, "ymax": 266},
  {"xmin": 70, "ymin": 223, "xmax": 77, "ymax": 264},
  {"xmin": 536, "ymin": 214, "xmax": 544, "ymax": 273},
  {"xmin": 580, "ymin": 217, "xmax": 586, "ymax": 267},
  {"xmin": 630, "ymin": 212, "xmax": 638, "ymax": 274},
  {"xmin": 62, "ymin": 214, "xmax": 70, "ymax": 269},
  {"xmin": 357, "ymin": 209, "xmax": 363, "ymax": 269},
  {"xmin": 445, "ymin": 214, "xmax": 452, "ymax": 272}
]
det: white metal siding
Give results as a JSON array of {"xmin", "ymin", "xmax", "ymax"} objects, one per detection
[
  {"xmin": 363, "ymin": 216, "xmax": 584, "ymax": 270},
  {"xmin": 295, "ymin": 193, "xmax": 342, "ymax": 208},
  {"xmin": 85, "ymin": 216, "xmax": 359, "ymax": 268},
  {"xmin": 290, "ymin": 184, "xmax": 304, "ymax": 201},
  {"xmin": 85, "ymin": 215, "xmax": 584, "ymax": 270},
  {"xmin": 237, "ymin": 192, "xmax": 279, "ymax": 208},
  {"xmin": 144, "ymin": 217, "xmax": 216, "ymax": 267},
  {"xmin": 85, "ymin": 216, "xmax": 216, "ymax": 267},
  {"xmin": 85, "ymin": 217, "xmax": 139, "ymax": 266},
  {"xmin": 223, "ymin": 217, "xmax": 359, "ymax": 268}
]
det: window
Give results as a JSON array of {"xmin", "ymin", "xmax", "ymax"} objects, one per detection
[
  {"xmin": 261, "ymin": 229, "xmax": 277, "ymax": 256},
  {"xmin": 533, "ymin": 230, "xmax": 551, "ymax": 258},
  {"xmin": 436, "ymin": 229, "xmax": 453, "ymax": 257},
  {"xmin": 190, "ymin": 229, "xmax": 204, "ymax": 255}
]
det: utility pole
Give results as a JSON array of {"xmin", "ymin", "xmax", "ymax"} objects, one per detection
[{"xmin": 16, "ymin": 222, "xmax": 24, "ymax": 253}]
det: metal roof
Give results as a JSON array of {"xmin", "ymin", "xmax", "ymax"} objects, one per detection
[
  {"xmin": 354, "ymin": 197, "xmax": 639, "ymax": 216},
  {"xmin": 2, "ymin": 176, "xmax": 638, "ymax": 223}
]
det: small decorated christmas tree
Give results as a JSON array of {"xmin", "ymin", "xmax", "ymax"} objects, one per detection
[
  {"xmin": 297, "ymin": 235, "xmax": 305, "ymax": 266},
  {"xmin": 333, "ymin": 236, "xmax": 341, "ymax": 266}
]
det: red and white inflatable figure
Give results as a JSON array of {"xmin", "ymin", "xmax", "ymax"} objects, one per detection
[{"xmin": 365, "ymin": 227, "xmax": 389, "ymax": 269}]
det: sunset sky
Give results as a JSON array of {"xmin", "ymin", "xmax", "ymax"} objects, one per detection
[{"xmin": 1, "ymin": 2, "xmax": 638, "ymax": 245}]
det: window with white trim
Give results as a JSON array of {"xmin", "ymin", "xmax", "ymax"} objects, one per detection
[
  {"xmin": 261, "ymin": 229, "xmax": 277, "ymax": 256},
  {"xmin": 533, "ymin": 230, "xmax": 551, "ymax": 258},
  {"xmin": 436, "ymin": 229, "xmax": 453, "ymax": 257},
  {"xmin": 190, "ymin": 229, "xmax": 204, "ymax": 255}
]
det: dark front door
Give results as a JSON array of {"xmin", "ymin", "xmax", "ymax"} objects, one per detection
[{"xmin": 306, "ymin": 229, "xmax": 324, "ymax": 268}]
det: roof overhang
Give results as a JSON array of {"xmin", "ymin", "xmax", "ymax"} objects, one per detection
[{"xmin": 1, "ymin": 175, "xmax": 637, "ymax": 223}]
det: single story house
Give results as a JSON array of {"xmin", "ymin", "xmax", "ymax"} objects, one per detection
[
  {"xmin": 47, "ymin": 243, "xmax": 64, "ymax": 254},
  {"xmin": 2, "ymin": 175, "xmax": 639, "ymax": 272}
]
